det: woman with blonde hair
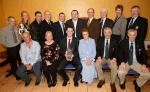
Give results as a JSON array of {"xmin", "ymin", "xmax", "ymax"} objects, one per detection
[{"xmin": 41, "ymin": 31, "xmax": 60, "ymax": 87}]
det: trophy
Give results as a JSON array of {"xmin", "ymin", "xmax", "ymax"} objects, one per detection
[{"xmin": 66, "ymin": 46, "xmax": 73, "ymax": 61}]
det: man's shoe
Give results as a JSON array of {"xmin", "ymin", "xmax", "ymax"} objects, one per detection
[
  {"xmin": 120, "ymin": 80, "xmax": 126, "ymax": 90},
  {"xmin": 62, "ymin": 79, "xmax": 69, "ymax": 86},
  {"xmin": 133, "ymin": 80, "xmax": 141, "ymax": 92},
  {"xmin": 35, "ymin": 80, "xmax": 40, "ymax": 86},
  {"xmin": 97, "ymin": 80, "xmax": 105, "ymax": 88},
  {"xmin": 25, "ymin": 79, "xmax": 31, "ymax": 87},
  {"xmin": 110, "ymin": 83, "xmax": 117, "ymax": 92}
]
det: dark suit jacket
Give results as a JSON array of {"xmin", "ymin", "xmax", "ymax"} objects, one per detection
[
  {"xmin": 30, "ymin": 20, "xmax": 42, "ymax": 43},
  {"xmin": 118, "ymin": 39, "xmax": 147, "ymax": 65},
  {"xmin": 60, "ymin": 37, "xmax": 79, "ymax": 58},
  {"xmin": 85, "ymin": 18, "xmax": 99, "ymax": 42},
  {"xmin": 53, "ymin": 21, "xmax": 66, "ymax": 45},
  {"xmin": 96, "ymin": 36, "xmax": 118, "ymax": 59},
  {"xmin": 40, "ymin": 19, "xmax": 54, "ymax": 41},
  {"xmin": 126, "ymin": 16, "xmax": 148, "ymax": 42},
  {"xmin": 98, "ymin": 18, "xmax": 114, "ymax": 38},
  {"xmin": 66, "ymin": 18, "xmax": 86, "ymax": 39}
]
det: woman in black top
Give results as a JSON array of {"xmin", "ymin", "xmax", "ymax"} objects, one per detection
[{"xmin": 41, "ymin": 31, "xmax": 60, "ymax": 87}]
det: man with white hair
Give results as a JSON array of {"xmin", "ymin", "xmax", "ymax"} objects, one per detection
[
  {"xmin": 40, "ymin": 10, "xmax": 53, "ymax": 42},
  {"xmin": 98, "ymin": 8, "xmax": 113, "ymax": 39},
  {"xmin": 118, "ymin": 29, "xmax": 150, "ymax": 92}
]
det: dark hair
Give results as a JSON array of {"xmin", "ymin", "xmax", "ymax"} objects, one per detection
[
  {"xmin": 66, "ymin": 26, "xmax": 74, "ymax": 31},
  {"xmin": 71, "ymin": 10, "xmax": 79, "ymax": 14},
  {"xmin": 59, "ymin": 12, "xmax": 65, "ymax": 16},
  {"xmin": 104, "ymin": 27, "xmax": 112, "ymax": 32},
  {"xmin": 115, "ymin": 4, "xmax": 123, "ymax": 11},
  {"xmin": 131, "ymin": 5, "xmax": 140, "ymax": 9},
  {"xmin": 35, "ymin": 11, "xmax": 42, "ymax": 16}
]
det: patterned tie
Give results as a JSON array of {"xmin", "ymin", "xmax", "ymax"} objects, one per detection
[
  {"xmin": 128, "ymin": 42, "xmax": 133, "ymax": 65},
  {"xmin": 62, "ymin": 23, "xmax": 65, "ymax": 35},
  {"xmin": 68, "ymin": 39, "xmax": 71, "ymax": 49},
  {"xmin": 128, "ymin": 18, "xmax": 134, "ymax": 28},
  {"xmin": 105, "ymin": 40, "xmax": 109, "ymax": 59},
  {"xmin": 12, "ymin": 27, "xmax": 18, "ymax": 43},
  {"xmin": 87, "ymin": 19, "xmax": 90, "ymax": 27}
]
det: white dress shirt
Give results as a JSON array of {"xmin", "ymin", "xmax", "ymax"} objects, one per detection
[{"xmin": 72, "ymin": 20, "xmax": 77, "ymax": 37}]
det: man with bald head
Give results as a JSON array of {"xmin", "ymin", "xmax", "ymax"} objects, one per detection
[
  {"xmin": 40, "ymin": 10, "xmax": 54, "ymax": 42},
  {"xmin": 98, "ymin": 8, "xmax": 114, "ymax": 39},
  {"xmin": 17, "ymin": 32, "xmax": 41, "ymax": 87}
]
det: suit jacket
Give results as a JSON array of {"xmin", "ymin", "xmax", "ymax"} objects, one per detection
[
  {"xmin": 53, "ymin": 21, "xmax": 66, "ymax": 45},
  {"xmin": 118, "ymin": 39, "xmax": 147, "ymax": 65},
  {"xmin": 30, "ymin": 20, "xmax": 42, "ymax": 43},
  {"xmin": 112, "ymin": 16, "xmax": 127, "ymax": 40},
  {"xmin": 98, "ymin": 18, "xmax": 114, "ymax": 38},
  {"xmin": 126, "ymin": 16, "xmax": 148, "ymax": 42},
  {"xmin": 40, "ymin": 19, "xmax": 54, "ymax": 41},
  {"xmin": 96, "ymin": 36, "xmax": 118, "ymax": 59},
  {"xmin": 60, "ymin": 37, "xmax": 79, "ymax": 58},
  {"xmin": 85, "ymin": 18, "xmax": 99, "ymax": 42},
  {"xmin": 66, "ymin": 18, "xmax": 86, "ymax": 39}
]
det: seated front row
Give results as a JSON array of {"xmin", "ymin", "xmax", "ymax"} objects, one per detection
[{"xmin": 16, "ymin": 27, "xmax": 150, "ymax": 92}]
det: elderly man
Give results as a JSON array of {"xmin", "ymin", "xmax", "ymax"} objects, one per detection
[
  {"xmin": 17, "ymin": 32, "xmax": 41, "ymax": 87},
  {"xmin": 98, "ymin": 8, "xmax": 114, "ymax": 39},
  {"xmin": 118, "ymin": 29, "xmax": 150, "ymax": 92},
  {"xmin": 96, "ymin": 27, "xmax": 118, "ymax": 92}
]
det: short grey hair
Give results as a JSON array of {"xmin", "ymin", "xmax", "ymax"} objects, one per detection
[{"xmin": 127, "ymin": 29, "xmax": 137, "ymax": 35}]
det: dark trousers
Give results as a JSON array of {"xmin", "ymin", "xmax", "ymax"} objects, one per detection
[
  {"xmin": 43, "ymin": 61, "xmax": 57, "ymax": 84},
  {"xmin": 7, "ymin": 44, "xmax": 21, "ymax": 77},
  {"xmin": 58, "ymin": 56, "xmax": 82, "ymax": 82},
  {"xmin": 16, "ymin": 61, "xmax": 41, "ymax": 83},
  {"xmin": 112, "ymin": 34, "xmax": 122, "ymax": 42}
]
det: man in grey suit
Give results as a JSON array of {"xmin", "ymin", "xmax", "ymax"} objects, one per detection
[{"xmin": 112, "ymin": 5, "xmax": 127, "ymax": 41}]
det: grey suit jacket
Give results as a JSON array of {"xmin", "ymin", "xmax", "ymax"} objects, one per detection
[{"xmin": 112, "ymin": 16, "xmax": 127, "ymax": 40}]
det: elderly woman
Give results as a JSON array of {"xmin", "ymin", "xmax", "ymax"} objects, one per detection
[
  {"xmin": 41, "ymin": 31, "xmax": 60, "ymax": 87},
  {"xmin": 79, "ymin": 28, "xmax": 97, "ymax": 84}
]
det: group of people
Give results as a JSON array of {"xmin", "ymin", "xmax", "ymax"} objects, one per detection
[{"xmin": 0, "ymin": 4, "xmax": 150, "ymax": 92}]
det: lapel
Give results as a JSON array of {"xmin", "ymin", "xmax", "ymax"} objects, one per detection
[
  {"xmin": 132, "ymin": 16, "xmax": 140, "ymax": 25},
  {"xmin": 58, "ymin": 21, "xmax": 64, "ymax": 35}
]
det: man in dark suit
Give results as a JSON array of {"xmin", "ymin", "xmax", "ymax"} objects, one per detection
[
  {"xmin": 66, "ymin": 10, "xmax": 86, "ymax": 39},
  {"xmin": 86, "ymin": 8, "xmax": 99, "ymax": 42},
  {"xmin": 30, "ymin": 11, "xmax": 43, "ymax": 45},
  {"xmin": 53, "ymin": 12, "xmax": 66, "ymax": 45},
  {"xmin": 40, "ymin": 11, "xmax": 53, "ymax": 42},
  {"xmin": 118, "ymin": 29, "xmax": 150, "ymax": 92},
  {"xmin": 58, "ymin": 27, "xmax": 82, "ymax": 87},
  {"xmin": 98, "ymin": 9, "xmax": 114, "ymax": 39},
  {"xmin": 96, "ymin": 27, "xmax": 118, "ymax": 92},
  {"xmin": 126, "ymin": 5, "xmax": 148, "ymax": 43}
]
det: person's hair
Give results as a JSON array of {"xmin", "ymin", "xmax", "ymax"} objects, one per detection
[
  {"xmin": 66, "ymin": 26, "xmax": 74, "ymax": 31},
  {"xmin": 59, "ymin": 12, "xmax": 65, "ymax": 16},
  {"xmin": 81, "ymin": 28, "xmax": 89, "ymax": 34},
  {"xmin": 115, "ymin": 4, "xmax": 123, "ymax": 11},
  {"xmin": 20, "ymin": 10, "xmax": 30, "ymax": 25},
  {"xmin": 127, "ymin": 29, "xmax": 137, "ymax": 35},
  {"xmin": 22, "ymin": 31, "xmax": 31, "ymax": 37},
  {"xmin": 87, "ymin": 8, "xmax": 95, "ymax": 13},
  {"xmin": 8, "ymin": 16, "xmax": 15, "ymax": 21},
  {"xmin": 45, "ymin": 31, "xmax": 53, "ymax": 39},
  {"xmin": 104, "ymin": 27, "xmax": 112, "ymax": 32},
  {"xmin": 35, "ymin": 11, "xmax": 42, "ymax": 16},
  {"xmin": 131, "ymin": 5, "xmax": 140, "ymax": 9},
  {"xmin": 71, "ymin": 10, "xmax": 79, "ymax": 14}
]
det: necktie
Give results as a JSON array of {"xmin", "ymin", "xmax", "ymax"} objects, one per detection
[
  {"xmin": 87, "ymin": 19, "xmax": 90, "ymax": 26},
  {"xmin": 105, "ymin": 40, "xmax": 109, "ymax": 59},
  {"xmin": 100, "ymin": 19, "xmax": 103, "ymax": 37},
  {"xmin": 62, "ymin": 23, "xmax": 65, "ymax": 35},
  {"xmin": 68, "ymin": 39, "xmax": 71, "ymax": 49},
  {"xmin": 128, "ymin": 42, "xmax": 133, "ymax": 65},
  {"xmin": 128, "ymin": 18, "xmax": 134, "ymax": 28},
  {"xmin": 12, "ymin": 27, "xmax": 18, "ymax": 43}
]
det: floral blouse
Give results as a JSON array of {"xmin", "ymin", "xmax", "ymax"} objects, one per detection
[{"xmin": 41, "ymin": 41, "xmax": 60, "ymax": 66}]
